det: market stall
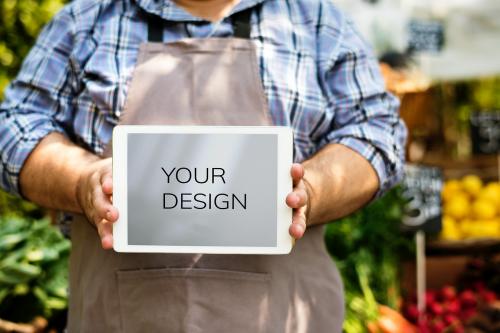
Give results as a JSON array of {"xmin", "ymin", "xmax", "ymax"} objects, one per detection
[{"xmin": 0, "ymin": 0, "xmax": 498, "ymax": 332}]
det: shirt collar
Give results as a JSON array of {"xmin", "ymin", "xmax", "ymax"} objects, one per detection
[{"xmin": 135, "ymin": 0, "xmax": 267, "ymax": 22}]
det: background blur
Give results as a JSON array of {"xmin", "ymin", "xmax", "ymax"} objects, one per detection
[{"xmin": 0, "ymin": 0, "xmax": 499, "ymax": 332}]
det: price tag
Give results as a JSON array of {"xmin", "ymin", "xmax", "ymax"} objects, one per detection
[
  {"xmin": 470, "ymin": 111, "xmax": 500, "ymax": 155},
  {"xmin": 407, "ymin": 19, "xmax": 445, "ymax": 53},
  {"xmin": 402, "ymin": 164, "xmax": 443, "ymax": 233}
]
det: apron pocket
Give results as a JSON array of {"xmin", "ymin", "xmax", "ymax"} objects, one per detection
[{"xmin": 116, "ymin": 267, "xmax": 271, "ymax": 333}]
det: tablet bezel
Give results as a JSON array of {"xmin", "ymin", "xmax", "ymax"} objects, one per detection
[{"xmin": 112, "ymin": 125, "xmax": 293, "ymax": 254}]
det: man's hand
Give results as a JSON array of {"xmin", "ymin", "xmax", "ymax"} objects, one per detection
[
  {"xmin": 76, "ymin": 158, "xmax": 119, "ymax": 250},
  {"xmin": 286, "ymin": 163, "xmax": 310, "ymax": 240}
]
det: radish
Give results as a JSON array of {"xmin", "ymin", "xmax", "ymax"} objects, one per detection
[
  {"xmin": 445, "ymin": 300, "xmax": 461, "ymax": 314},
  {"xmin": 440, "ymin": 286, "xmax": 457, "ymax": 301},
  {"xmin": 430, "ymin": 303, "xmax": 444, "ymax": 316},
  {"xmin": 405, "ymin": 304, "xmax": 419, "ymax": 322},
  {"xmin": 443, "ymin": 314, "xmax": 458, "ymax": 326},
  {"xmin": 461, "ymin": 308, "xmax": 476, "ymax": 320},
  {"xmin": 480, "ymin": 290, "xmax": 496, "ymax": 304},
  {"xmin": 430, "ymin": 319, "xmax": 446, "ymax": 333},
  {"xmin": 459, "ymin": 290, "xmax": 476, "ymax": 308},
  {"xmin": 426, "ymin": 290, "xmax": 436, "ymax": 305}
]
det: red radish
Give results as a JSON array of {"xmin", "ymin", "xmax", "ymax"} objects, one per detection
[
  {"xmin": 459, "ymin": 290, "xmax": 476, "ymax": 308},
  {"xmin": 445, "ymin": 300, "xmax": 460, "ymax": 314},
  {"xmin": 481, "ymin": 290, "xmax": 496, "ymax": 303},
  {"xmin": 461, "ymin": 308, "xmax": 476, "ymax": 320},
  {"xmin": 418, "ymin": 323, "xmax": 431, "ymax": 333},
  {"xmin": 405, "ymin": 304, "xmax": 419, "ymax": 322},
  {"xmin": 430, "ymin": 303, "xmax": 444, "ymax": 316},
  {"xmin": 443, "ymin": 314, "xmax": 458, "ymax": 326},
  {"xmin": 430, "ymin": 319, "xmax": 446, "ymax": 333},
  {"xmin": 426, "ymin": 290, "xmax": 436, "ymax": 306},
  {"xmin": 440, "ymin": 286, "xmax": 457, "ymax": 301}
]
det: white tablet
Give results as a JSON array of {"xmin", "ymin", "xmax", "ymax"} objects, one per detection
[{"xmin": 112, "ymin": 125, "xmax": 294, "ymax": 254}]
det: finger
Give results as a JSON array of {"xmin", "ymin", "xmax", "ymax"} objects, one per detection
[
  {"xmin": 286, "ymin": 188, "xmax": 308, "ymax": 208},
  {"xmin": 92, "ymin": 187, "xmax": 119, "ymax": 223},
  {"xmin": 101, "ymin": 172, "xmax": 113, "ymax": 195},
  {"xmin": 289, "ymin": 208, "xmax": 307, "ymax": 239},
  {"xmin": 106, "ymin": 206, "xmax": 119, "ymax": 223},
  {"xmin": 290, "ymin": 163, "xmax": 304, "ymax": 186},
  {"xmin": 289, "ymin": 223, "xmax": 305, "ymax": 240},
  {"xmin": 96, "ymin": 219, "xmax": 114, "ymax": 250}
]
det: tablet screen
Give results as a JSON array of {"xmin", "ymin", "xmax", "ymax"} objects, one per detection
[{"xmin": 127, "ymin": 133, "xmax": 277, "ymax": 247}]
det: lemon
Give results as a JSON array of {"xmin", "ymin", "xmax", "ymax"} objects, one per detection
[
  {"xmin": 461, "ymin": 175, "xmax": 483, "ymax": 197},
  {"xmin": 466, "ymin": 219, "xmax": 498, "ymax": 238},
  {"xmin": 442, "ymin": 180, "xmax": 463, "ymax": 202},
  {"xmin": 444, "ymin": 194, "xmax": 470, "ymax": 220},
  {"xmin": 460, "ymin": 219, "xmax": 475, "ymax": 238},
  {"xmin": 441, "ymin": 216, "xmax": 461, "ymax": 240},
  {"xmin": 478, "ymin": 182, "xmax": 500, "ymax": 206},
  {"xmin": 472, "ymin": 199, "xmax": 497, "ymax": 219}
]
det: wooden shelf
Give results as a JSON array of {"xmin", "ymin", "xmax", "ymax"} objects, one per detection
[
  {"xmin": 417, "ymin": 152, "xmax": 499, "ymax": 180},
  {"xmin": 426, "ymin": 238, "xmax": 500, "ymax": 256}
]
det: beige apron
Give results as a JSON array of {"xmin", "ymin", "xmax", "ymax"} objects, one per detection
[{"xmin": 68, "ymin": 8, "xmax": 344, "ymax": 333}]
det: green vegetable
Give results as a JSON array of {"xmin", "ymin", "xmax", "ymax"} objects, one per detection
[
  {"xmin": 2, "ymin": 262, "xmax": 42, "ymax": 280},
  {"xmin": 0, "ymin": 216, "xmax": 70, "ymax": 322},
  {"xmin": 325, "ymin": 187, "xmax": 414, "ymax": 333},
  {"xmin": 0, "ymin": 233, "xmax": 28, "ymax": 250}
]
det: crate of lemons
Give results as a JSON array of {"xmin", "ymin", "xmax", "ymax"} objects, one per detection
[{"xmin": 441, "ymin": 175, "xmax": 500, "ymax": 240}]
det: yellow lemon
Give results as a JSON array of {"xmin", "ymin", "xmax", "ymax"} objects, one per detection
[
  {"xmin": 459, "ymin": 219, "xmax": 474, "ymax": 238},
  {"xmin": 478, "ymin": 182, "xmax": 500, "ymax": 206},
  {"xmin": 444, "ymin": 194, "xmax": 470, "ymax": 220},
  {"xmin": 441, "ymin": 216, "xmax": 461, "ymax": 240},
  {"xmin": 461, "ymin": 175, "xmax": 483, "ymax": 197},
  {"xmin": 472, "ymin": 199, "xmax": 497, "ymax": 219},
  {"xmin": 442, "ymin": 180, "xmax": 463, "ymax": 202},
  {"xmin": 467, "ymin": 220, "xmax": 498, "ymax": 238}
]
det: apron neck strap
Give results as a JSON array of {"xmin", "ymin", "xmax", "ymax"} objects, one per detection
[
  {"xmin": 148, "ymin": 14, "xmax": 164, "ymax": 42},
  {"xmin": 147, "ymin": 6, "xmax": 255, "ymax": 42},
  {"xmin": 231, "ymin": 7, "xmax": 253, "ymax": 39}
]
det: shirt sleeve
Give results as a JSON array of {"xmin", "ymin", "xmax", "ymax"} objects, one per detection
[
  {"xmin": 0, "ymin": 6, "xmax": 75, "ymax": 196},
  {"xmin": 319, "ymin": 17, "xmax": 407, "ymax": 197}
]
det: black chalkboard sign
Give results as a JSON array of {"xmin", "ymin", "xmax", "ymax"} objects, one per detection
[
  {"xmin": 402, "ymin": 164, "xmax": 443, "ymax": 233},
  {"xmin": 407, "ymin": 19, "xmax": 445, "ymax": 53},
  {"xmin": 470, "ymin": 111, "xmax": 500, "ymax": 155}
]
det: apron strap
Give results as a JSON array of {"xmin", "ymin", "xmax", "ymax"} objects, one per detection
[
  {"xmin": 148, "ymin": 14, "xmax": 164, "ymax": 42},
  {"xmin": 146, "ymin": 6, "xmax": 256, "ymax": 42},
  {"xmin": 231, "ymin": 7, "xmax": 253, "ymax": 39}
]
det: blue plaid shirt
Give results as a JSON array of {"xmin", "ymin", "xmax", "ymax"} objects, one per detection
[{"xmin": 0, "ymin": 0, "xmax": 406, "ymax": 197}]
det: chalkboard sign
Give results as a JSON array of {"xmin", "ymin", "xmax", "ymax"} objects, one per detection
[
  {"xmin": 407, "ymin": 19, "xmax": 445, "ymax": 53},
  {"xmin": 402, "ymin": 164, "xmax": 443, "ymax": 233},
  {"xmin": 470, "ymin": 111, "xmax": 500, "ymax": 155}
]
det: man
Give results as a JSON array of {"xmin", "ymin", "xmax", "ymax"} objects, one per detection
[{"xmin": 0, "ymin": 0, "xmax": 406, "ymax": 332}]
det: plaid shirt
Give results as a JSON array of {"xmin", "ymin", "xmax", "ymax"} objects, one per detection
[{"xmin": 0, "ymin": 0, "xmax": 406, "ymax": 197}]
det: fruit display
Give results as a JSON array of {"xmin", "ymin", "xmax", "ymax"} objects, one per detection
[
  {"xmin": 402, "ymin": 285, "xmax": 498, "ymax": 333},
  {"xmin": 441, "ymin": 175, "xmax": 500, "ymax": 240}
]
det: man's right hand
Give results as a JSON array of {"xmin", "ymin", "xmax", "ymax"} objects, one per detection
[{"xmin": 76, "ymin": 158, "xmax": 119, "ymax": 249}]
